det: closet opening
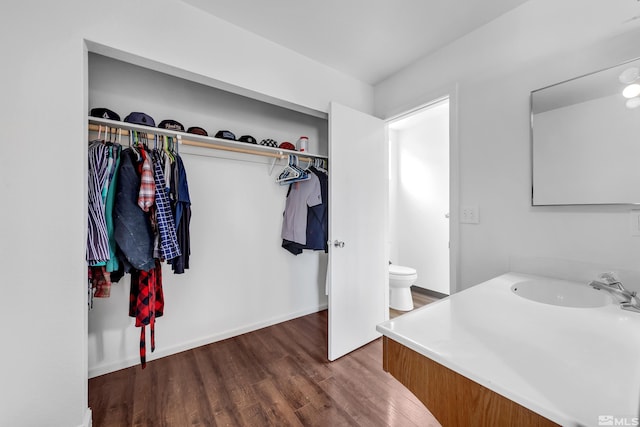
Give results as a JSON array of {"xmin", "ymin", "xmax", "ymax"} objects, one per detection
[{"xmin": 85, "ymin": 48, "xmax": 329, "ymax": 379}]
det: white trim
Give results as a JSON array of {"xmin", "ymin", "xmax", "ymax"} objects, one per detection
[
  {"xmin": 88, "ymin": 304, "xmax": 328, "ymax": 378},
  {"xmin": 384, "ymin": 83, "xmax": 460, "ymax": 295},
  {"xmin": 80, "ymin": 408, "xmax": 92, "ymax": 427},
  {"xmin": 385, "ymin": 95, "xmax": 449, "ymax": 124},
  {"xmin": 82, "ymin": 40, "xmax": 91, "ymax": 424},
  {"xmin": 448, "ymin": 84, "xmax": 460, "ymax": 295}
]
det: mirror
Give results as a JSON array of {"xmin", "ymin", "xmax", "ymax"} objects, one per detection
[{"xmin": 531, "ymin": 58, "xmax": 640, "ymax": 205}]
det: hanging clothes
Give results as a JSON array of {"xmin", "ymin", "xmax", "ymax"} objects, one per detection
[
  {"xmin": 281, "ymin": 172, "xmax": 322, "ymax": 246},
  {"xmin": 137, "ymin": 148, "xmax": 155, "ymax": 212},
  {"xmin": 305, "ymin": 166, "xmax": 328, "ymax": 252},
  {"xmin": 104, "ymin": 144, "xmax": 122, "ymax": 273},
  {"xmin": 113, "ymin": 148, "xmax": 155, "ymax": 272},
  {"xmin": 151, "ymin": 149, "xmax": 181, "ymax": 261},
  {"xmin": 87, "ymin": 140, "xmax": 111, "ymax": 265},
  {"xmin": 87, "ymin": 124, "xmax": 193, "ymax": 369},
  {"xmin": 88, "ymin": 140, "xmax": 122, "ymax": 302},
  {"xmin": 129, "ymin": 260, "xmax": 164, "ymax": 368},
  {"xmin": 89, "ymin": 265, "xmax": 112, "ymax": 298},
  {"xmin": 169, "ymin": 154, "xmax": 191, "ymax": 274},
  {"xmin": 281, "ymin": 166, "xmax": 328, "ymax": 255}
]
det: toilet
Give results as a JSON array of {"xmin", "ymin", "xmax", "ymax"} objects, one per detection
[{"xmin": 389, "ymin": 264, "xmax": 418, "ymax": 311}]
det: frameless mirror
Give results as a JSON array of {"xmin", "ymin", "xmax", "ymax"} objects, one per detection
[{"xmin": 531, "ymin": 58, "xmax": 640, "ymax": 205}]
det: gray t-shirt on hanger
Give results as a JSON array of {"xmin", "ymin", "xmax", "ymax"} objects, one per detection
[{"xmin": 281, "ymin": 174, "xmax": 322, "ymax": 245}]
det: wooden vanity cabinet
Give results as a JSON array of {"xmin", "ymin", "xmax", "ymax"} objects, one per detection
[{"xmin": 382, "ymin": 337, "xmax": 560, "ymax": 427}]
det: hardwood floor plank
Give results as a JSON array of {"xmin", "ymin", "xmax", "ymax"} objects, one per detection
[
  {"xmin": 130, "ymin": 361, "xmax": 163, "ymax": 426},
  {"xmin": 294, "ymin": 391, "xmax": 359, "ymax": 427},
  {"xmin": 170, "ymin": 350, "xmax": 217, "ymax": 426},
  {"xmin": 316, "ymin": 375, "xmax": 392, "ymax": 426},
  {"xmin": 264, "ymin": 315, "xmax": 334, "ymax": 384},
  {"xmin": 319, "ymin": 345, "xmax": 436, "ymax": 427},
  {"xmin": 261, "ymin": 355, "xmax": 325, "ymax": 410},
  {"xmin": 89, "ymin": 368, "xmax": 136, "ymax": 427},
  {"xmin": 238, "ymin": 402, "xmax": 273, "ymax": 426},
  {"xmin": 348, "ymin": 341, "xmax": 441, "ymax": 427},
  {"xmin": 252, "ymin": 378, "xmax": 305, "ymax": 426},
  {"xmin": 193, "ymin": 343, "xmax": 257, "ymax": 420}
]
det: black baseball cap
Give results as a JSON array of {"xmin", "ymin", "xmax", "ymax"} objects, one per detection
[
  {"xmin": 90, "ymin": 108, "xmax": 120, "ymax": 121},
  {"xmin": 238, "ymin": 135, "xmax": 257, "ymax": 144},
  {"xmin": 158, "ymin": 119, "xmax": 185, "ymax": 131},
  {"xmin": 124, "ymin": 112, "xmax": 155, "ymax": 127},
  {"xmin": 215, "ymin": 130, "xmax": 236, "ymax": 140}
]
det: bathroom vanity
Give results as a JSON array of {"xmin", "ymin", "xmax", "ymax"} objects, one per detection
[{"xmin": 377, "ymin": 272, "xmax": 640, "ymax": 426}]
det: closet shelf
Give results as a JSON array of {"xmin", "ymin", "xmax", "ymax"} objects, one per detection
[{"xmin": 88, "ymin": 117, "xmax": 328, "ymax": 161}]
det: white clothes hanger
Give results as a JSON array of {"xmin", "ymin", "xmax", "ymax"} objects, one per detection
[
  {"xmin": 276, "ymin": 155, "xmax": 301, "ymax": 184},
  {"xmin": 276, "ymin": 155, "xmax": 312, "ymax": 185},
  {"xmin": 286, "ymin": 155, "xmax": 310, "ymax": 184}
]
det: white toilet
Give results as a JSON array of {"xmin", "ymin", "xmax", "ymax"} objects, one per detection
[{"xmin": 389, "ymin": 264, "xmax": 418, "ymax": 311}]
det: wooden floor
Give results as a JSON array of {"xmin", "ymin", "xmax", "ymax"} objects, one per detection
[{"xmin": 89, "ymin": 290, "xmax": 441, "ymax": 427}]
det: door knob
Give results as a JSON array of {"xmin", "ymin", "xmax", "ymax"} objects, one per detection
[{"xmin": 333, "ymin": 240, "xmax": 345, "ymax": 248}]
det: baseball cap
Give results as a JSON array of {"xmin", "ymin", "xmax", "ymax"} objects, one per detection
[
  {"xmin": 259, "ymin": 138, "xmax": 278, "ymax": 148},
  {"xmin": 90, "ymin": 108, "xmax": 120, "ymax": 121},
  {"xmin": 238, "ymin": 135, "xmax": 257, "ymax": 144},
  {"xmin": 215, "ymin": 130, "xmax": 236, "ymax": 140},
  {"xmin": 124, "ymin": 112, "xmax": 155, "ymax": 127},
  {"xmin": 279, "ymin": 142, "xmax": 296, "ymax": 151},
  {"xmin": 158, "ymin": 119, "xmax": 185, "ymax": 131},
  {"xmin": 187, "ymin": 126, "xmax": 208, "ymax": 136}
]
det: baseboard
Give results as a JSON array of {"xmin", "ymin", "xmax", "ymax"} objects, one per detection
[
  {"xmin": 88, "ymin": 303, "xmax": 328, "ymax": 378},
  {"xmin": 80, "ymin": 408, "xmax": 92, "ymax": 427},
  {"xmin": 411, "ymin": 285, "xmax": 448, "ymax": 300}
]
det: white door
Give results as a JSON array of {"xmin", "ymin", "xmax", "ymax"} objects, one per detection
[{"xmin": 328, "ymin": 102, "xmax": 387, "ymax": 361}]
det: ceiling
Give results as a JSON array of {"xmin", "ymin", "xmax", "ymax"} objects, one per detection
[{"xmin": 182, "ymin": 0, "xmax": 530, "ymax": 85}]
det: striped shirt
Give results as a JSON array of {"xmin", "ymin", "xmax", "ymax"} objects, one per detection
[{"xmin": 87, "ymin": 141, "xmax": 110, "ymax": 264}]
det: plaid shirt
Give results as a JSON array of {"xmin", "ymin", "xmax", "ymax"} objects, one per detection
[
  {"xmin": 130, "ymin": 260, "xmax": 164, "ymax": 368},
  {"xmin": 152, "ymin": 150, "xmax": 181, "ymax": 261},
  {"xmin": 137, "ymin": 149, "xmax": 155, "ymax": 212}
]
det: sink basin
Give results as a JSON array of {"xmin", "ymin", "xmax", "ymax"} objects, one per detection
[{"xmin": 511, "ymin": 278, "xmax": 611, "ymax": 308}]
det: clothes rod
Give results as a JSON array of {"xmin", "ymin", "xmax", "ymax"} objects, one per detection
[{"xmin": 88, "ymin": 117, "xmax": 328, "ymax": 162}]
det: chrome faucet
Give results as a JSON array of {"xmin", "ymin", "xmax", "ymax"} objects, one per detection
[{"xmin": 589, "ymin": 273, "xmax": 640, "ymax": 313}]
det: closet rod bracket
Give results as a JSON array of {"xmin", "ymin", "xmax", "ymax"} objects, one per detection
[{"xmin": 268, "ymin": 157, "xmax": 279, "ymax": 176}]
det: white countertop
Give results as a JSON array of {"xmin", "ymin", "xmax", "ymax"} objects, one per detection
[{"xmin": 376, "ymin": 272, "xmax": 640, "ymax": 427}]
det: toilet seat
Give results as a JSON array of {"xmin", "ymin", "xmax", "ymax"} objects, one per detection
[{"xmin": 389, "ymin": 265, "xmax": 417, "ymax": 277}]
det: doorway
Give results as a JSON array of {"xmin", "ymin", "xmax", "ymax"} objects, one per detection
[{"xmin": 388, "ymin": 98, "xmax": 451, "ymax": 295}]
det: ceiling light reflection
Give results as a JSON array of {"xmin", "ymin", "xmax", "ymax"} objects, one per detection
[
  {"xmin": 623, "ymin": 83, "xmax": 640, "ymax": 99},
  {"xmin": 619, "ymin": 67, "xmax": 640, "ymax": 84}
]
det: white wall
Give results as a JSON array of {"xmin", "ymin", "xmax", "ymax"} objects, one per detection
[
  {"xmin": 389, "ymin": 102, "xmax": 450, "ymax": 294},
  {"xmin": 375, "ymin": 0, "xmax": 640, "ymax": 291},
  {"xmin": 0, "ymin": 1, "xmax": 372, "ymax": 426}
]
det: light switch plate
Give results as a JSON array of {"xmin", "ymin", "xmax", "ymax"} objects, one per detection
[{"xmin": 461, "ymin": 206, "xmax": 479, "ymax": 224}]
